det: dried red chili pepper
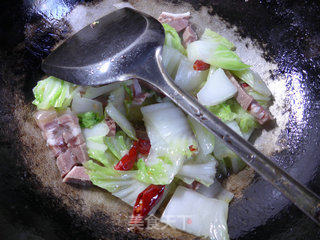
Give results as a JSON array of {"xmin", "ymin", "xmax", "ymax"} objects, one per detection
[
  {"xmin": 130, "ymin": 185, "xmax": 166, "ymax": 225},
  {"xmin": 114, "ymin": 141, "xmax": 138, "ymax": 171},
  {"xmin": 137, "ymin": 138, "xmax": 151, "ymax": 155},
  {"xmin": 241, "ymin": 82, "xmax": 249, "ymax": 88},
  {"xmin": 189, "ymin": 145, "xmax": 197, "ymax": 152},
  {"xmin": 193, "ymin": 60, "xmax": 210, "ymax": 71}
]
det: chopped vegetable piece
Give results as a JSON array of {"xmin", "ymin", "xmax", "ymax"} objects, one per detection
[
  {"xmin": 187, "ymin": 40, "xmax": 219, "ymax": 64},
  {"xmin": 160, "ymin": 186, "xmax": 230, "ymax": 240},
  {"xmin": 32, "ymin": 76, "xmax": 75, "ymax": 110},
  {"xmin": 138, "ymin": 102, "xmax": 197, "ymax": 185},
  {"xmin": 105, "ymin": 102, "xmax": 137, "ymax": 140},
  {"xmin": 178, "ymin": 160, "xmax": 217, "ymax": 187},
  {"xmin": 71, "ymin": 96, "xmax": 103, "ymax": 116},
  {"xmin": 197, "ymin": 68, "xmax": 237, "ymax": 106},
  {"xmin": 108, "ymin": 87, "xmax": 126, "ymax": 115},
  {"xmin": 174, "ymin": 57, "xmax": 208, "ymax": 92},
  {"xmin": 231, "ymin": 103, "xmax": 258, "ymax": 133},
  {"xmin": 232, "ymin": 69, "xmax": 272, "ymax": 97},
  {"xmin": 123, "ymin": 83, "xmax": 133, "ymax": 100},
  {"xmin": 114, "ymin": 141, "xmax": 138, "ymax": 171},
  {"xmin": 130, "ymin": 185, "xmax": 166, "ymax": 225},
  {"xmin": 78, "ymin": 112, "xmax": 103, "ymax": 128},
  {"xmin": 193, "ymin": 60, "xmax": 210, "ymax": 71},
  {"xmin": 178, "ymin": 149, "xmax": 217, "ymax": 186},
  {"xmin": 84, "ymin": 160, "xmax": 148, "ymax": 206},
  {"xmin": 187, "ymin": 40, "xmax": 250, "ymax": 70},
  {"xmin": 189, "ymin": 117, "xmax": 215, "ymax": 154},
  {"xmin": 196, "ymin": 180, "xmax": 234, "ymax": 203},
  {"xmin": 213, "ymin": 121, "xmax": 247, "ymax": 174},
  {"xmin": 104, "ymin": 131, "xmax": 132, "ymax": 160},
  {"xmin": 226, "ymin": 71, "xmax": 272, "ymax": 125},
  {"xmin": 162, "ymin": 23, "xmax": 187, "ymax": 55},
  {"xmin": 210, "ymin": 44, "xmax": 250, "ymax": 70},
  {"xmin": 208, "ymin": 101, "xmax": 236, "ymax": 122},
  {"xmin": 82, "ymin": 121, "xmax": 109, "ymax": 139},
  {"xmin": 201, "ymin": 28, "xmax": 235, "ymax": 50},
  {"xmin": 136, "ymin": 158, "xmax": 170, "ymax": 184},
  {"xmin": 162, "ymin": 46, "xmax": 184, "ymax": 78},
  {"xmin": 84, "ymin": 83, "xmax": 121, "ymax": 99}
]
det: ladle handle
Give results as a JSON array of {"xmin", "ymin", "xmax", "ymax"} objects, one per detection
[{"xmin": 147, "ymin": 47, "xmax": 320, "ymax": 226}]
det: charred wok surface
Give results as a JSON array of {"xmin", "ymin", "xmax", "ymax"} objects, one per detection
[{"xmin": 0, "ymin": 0, "xmax": 320, "ymax": 239}]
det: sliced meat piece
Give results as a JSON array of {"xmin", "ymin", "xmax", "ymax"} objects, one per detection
[
  {"xmin": 34, "ymin": 110, "xmax": 58, "ymax": 131},
  {"xmin": 182, "ymin": 25, "xmax": 197, "ymax": 47},
  {"xmin": 63, "ymin": 166, "xmax": 91, "ymax": 185},
  {"xmin": 158, "ymin": 12, "xmax": 190, "ymax": 32},
  {"xmin": 132, "ymin": 92, "xmax": 150, "ymax": 105},
  {"xmin": 58, "ymin": 113, "xmax": 82, "ymax": 144},
  {"xmin": 43, "ymin": 120, "xmax": 65, "ymax": 147},
  {"xmin": 225, "ymin": 71, "xmax": 254, "ymax": 110},
  {"xmin": 248, "ymin": 102, "xmax": 273, "ymax": 125},
  {"xmin": 56, "ymin": 150, "xmax": 77, "ymax": 177},
  {"xmin": 66, "ymin": 134, "xmax": 85, "ymax": 147},
  {"xmin": 50, "ymin": 144, "xmax": 68, "ymax": 157},
  {"xmin": 105, "ymin": 117, "xmax": 116, "ymax": 137},
  {"xmin": 225, "ymin": 71, "xmax": 273, "ymax": 125},
  {"xmin": 34, "ymin": 109, "xmax": 90, "ymax": 180},
  {"xmin": 70, "ymin": 143, "xmax": 89, "ymax": 164}
]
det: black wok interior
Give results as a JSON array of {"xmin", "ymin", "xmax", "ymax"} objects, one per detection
[{"xmin": 1, "ymin": 0, "xmax": 320, "ymax": 239}]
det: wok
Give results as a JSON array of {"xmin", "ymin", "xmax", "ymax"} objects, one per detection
[{"xmin": 0, "ymin": 0, "xmax": 320, "ymax": 239}]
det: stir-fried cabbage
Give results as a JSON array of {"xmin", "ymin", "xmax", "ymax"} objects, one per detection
[
  {"xmin": 138, "ymin": 102, "xmax": 197, "ymax": 185},
  {"xmin": 232, "ymin": 69, "xmax": 272, "ymax": 97},
  {"xmin": 197, "ymin": 68, "xmax": 237, "ymax": 106},
  {"xmin": 71, "ymin": 96, "xmax": 103, "ymax": 116},
  {"xmin": 105, "ymin": 102, "xmax": 137, "ymax": 140},
  {"xmin": 228, "ymin": 100, "xmax": 258, "ymax": 134},
  {"xmin": 208, "ymin": 99, "xmax": 257, "ymax": 134},
  {"xmin": 161, "ymin": 186, "xmax": 230, "ymax": 240},
  {"xmin": 201, "ymin": 28, "xmax": 235, "ymax": 50},
  {"xmin": 163, "ymin": 23, "xmax": 187, "ymax": 55},
  {"xmin": 78, "ymin": 112, "xmax": 104, "ymax": 128},
  {"xmin": 213, "ymin": 121, "xmax": 247, "ymax": 174},
  {"xmin": 108, "ymin": 86, "xmax": 126, "ymax": 115},
  {"xmin": 33, "ymin": 76, "xmax": 75, "ymax": 110},
  {"xmin": 208, "ymin": 101, "xmax": 236, "ymax": 122},
  {"xmin": 178, "ymin": 151, "xmax": 217, "ymax": 187},
  {"xmin": 84, "ymin": 83, "xmax": 121, "ymax": 99},
  {"xmin": 197, "ymin": 180, "xmax": 234, "ymax": 203},
  {"xmin": 189, "ymin": 117, "xmax": 215, "ymax": 155},
  {"xmin": 162, "ymin": 46, "xmax": 184, "ymax": 78},
  {"xmin": 85, "ymin": 160, "xmax": 148, "ymax": 206},
  {"xmin": 82, "ymin": 121, "xmax": 110, "ymax": 163},
  {"xmin": 104, "ymin": 131, "xmax": 132, "ymax": 160},
  {"xmin": 174, "ymin": 57, "xmax": 209, "ymax": 93},
  {"xmin": 187, "ymin": 40, "xmax": 250, "ymax": 71}
]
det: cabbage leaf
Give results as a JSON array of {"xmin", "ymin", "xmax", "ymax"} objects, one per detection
[
  {"xmin": 163, "ymin": 23, "xmax": 187, "ymax": 55},
  {"xmin": 33, "ymin": 76, "xmax": 75, "ymax": 110},
  {"xmin": 78, "ymin": 112, "xmax": 104, "ymax": 128},
  {"xmin": 201, "ymin": 28, "xmax": 235, "ymax": 50}
]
